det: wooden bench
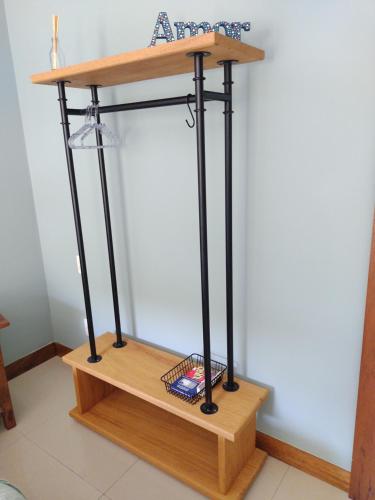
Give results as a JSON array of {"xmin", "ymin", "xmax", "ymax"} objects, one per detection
[{"xmin": 64, "ymin": 333, "xmax": 269, "ymax": 499}]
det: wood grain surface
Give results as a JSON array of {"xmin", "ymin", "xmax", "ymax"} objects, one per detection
[
  {"xmin": 31, "ymin": 32, "xmax": 264, "ymax": 88},
  {"xmin": 350, "ymin": 214, "xmax": 375, "ymax": 499},
  {"xmin": 63, "ymin": 332, "xmax": 268, "ymax": 441}
]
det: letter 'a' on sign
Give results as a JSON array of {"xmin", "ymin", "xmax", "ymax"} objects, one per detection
[{"xmin": 149, "ymin": 12, "xmax": 175, "ymax": 46}]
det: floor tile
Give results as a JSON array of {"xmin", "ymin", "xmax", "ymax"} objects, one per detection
[
  {"xmin": 26, "ymin": 411, "xmax": 138, "ymax": 493},
  {"xmin": 9, "ymin": 357, "xmax": 71, "ymax": 396},
  {"xmin": 245, "ymin": 457, "xmax": 289, "ymax": 500},
  {"xmin": 0, "ymin": 425, "xmax": 22, "ymax": 452},
  {"xmin": 0, "ymin": 437, "xmax": 100, "ymax": 500},
  {"xmin": 9, "ymin": 357, "xmax": 75, "ymax": 434},
  {"xmin": 4, "ymin": 357, "xmax": 350, "ymax": 500},
  {"xmin": 106, "ymin": 460, "xmax": 206, "ymax": 500},
  {"xmin": 273, "ymin": 466, "xmax": 349, "ymax": 500}
]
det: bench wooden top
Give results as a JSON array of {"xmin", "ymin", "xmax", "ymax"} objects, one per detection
[
  {"xmin": 63, "ymin": 332, "xmax": 268, "ymax": 441},
  {"xmin": 31, "ymin": 32, "xmax": 264, "ymax": 89}
]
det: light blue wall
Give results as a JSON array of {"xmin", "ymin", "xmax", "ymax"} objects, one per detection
[
  {"xmin": 0, "ymin": 0, "xmax": 53, "ymax": 364},
  {"xmin": 3, "ymin": 0, "xmax": 375, "ymax": 470}
]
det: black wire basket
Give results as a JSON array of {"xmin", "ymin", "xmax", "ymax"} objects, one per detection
[{"xmin": 161, "ymin": 353, "xmax": 227, "ymax": 405}]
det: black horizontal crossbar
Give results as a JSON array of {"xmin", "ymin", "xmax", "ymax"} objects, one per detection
[{"xmin": 67, "ymin": 90, "xmax": 230, "ymax": 116}]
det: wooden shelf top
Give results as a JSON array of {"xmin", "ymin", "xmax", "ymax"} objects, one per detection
[
  {"xmin": 31, "ymin": 32, "xmax": 264, "ymax": 89},
  {"xmin": 63, "ymin": 332, "xmax": 268, "ymax": 441}
]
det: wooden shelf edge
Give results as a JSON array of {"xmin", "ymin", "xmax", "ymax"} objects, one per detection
[{"xmin": 31, "ymin": 32, "xmax": 265, "ymax": 88}]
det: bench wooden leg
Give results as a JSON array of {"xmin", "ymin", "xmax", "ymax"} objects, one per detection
[
  {"xmin": 2, "ymin": 403, "xmax": 16, "ymax": 429},
  {"xmin": 217, "ymin": 416, "xmax": 256, "ymax": 494},
  {"xmin": 0, "ymin": 362, "xmax": 16, "ymax": 429}
]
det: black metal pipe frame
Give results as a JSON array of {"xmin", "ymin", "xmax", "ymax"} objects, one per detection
[
  {"xmin": 193, "ymin": 53, "xmax": 219, "ymax": 415},
  {"xmin": 67, "ymin": 91, "xmax": 230, "ymax": 116},
  {"xmin": 90, "ymin": 86, "xmax": 126, "ymax": 349},
  {"xmin": 58, "ymin": 63, "xmax": 238, "ymax": 404},
  {"xmin": 57, "ymin": 81, "xmax": 101, "ymax": 363},
  {"xmin": 221, "ymin": 61, "xmax": 240, "ymax": 392}
]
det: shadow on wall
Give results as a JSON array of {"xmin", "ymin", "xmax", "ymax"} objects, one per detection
[
  {"xmin": 47, "ymin": 297, "xmax": 93, "ymax": 349},
  {"xmin": 93, "ymin": 29, "xmax": 137, "ymax": 339},
  {"xmin": 97, "ymin": 67, "xmax": 254, "ymax": 371},
  {"xmin": 106, "ymin": 95, "xmax": 137, "ymax": 339}
]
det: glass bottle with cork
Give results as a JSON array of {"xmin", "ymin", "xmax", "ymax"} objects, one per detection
[{"xmin": 49, "ymin": 15, "xmax": 65, "ymax": 70}]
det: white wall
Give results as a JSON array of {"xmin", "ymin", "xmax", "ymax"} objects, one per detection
[
  {"xmin": 0, "ymin": 0, "xmax": 53, "ymax": 364},
  {"xmin": 4, "ymin": 0, "xmax": 375, "ymax": 470}
]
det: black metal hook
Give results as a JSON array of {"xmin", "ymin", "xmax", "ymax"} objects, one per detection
[{"xmin": 185, "ymin": 94, "xmax": 195, "ymax": 128}]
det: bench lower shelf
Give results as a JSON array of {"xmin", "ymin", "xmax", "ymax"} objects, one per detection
[{"xmin": 64, "ymin": 334, "xmax": 269, "ymax": 499}]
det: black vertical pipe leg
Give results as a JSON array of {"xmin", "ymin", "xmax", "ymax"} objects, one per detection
[
  {"xmin": 221, "ymin": 61, "xmax": 240, "ymax": 392},
  {"xmin": 192, "ymin": 53, "xmax": 218, "ymax": 415},
  {"xmin": 57, "ymin": 81, "xmax": 101, "ymax": 363},
  {"xmin": 90, "ymin": 86, "xmax": 126, "ymax": 349}
]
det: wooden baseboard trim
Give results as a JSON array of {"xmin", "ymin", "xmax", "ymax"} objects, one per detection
[
  {"xmin": 4, "ymin": 342, "xmax": 351, "ymax": 492},
  {"xmin": 5, "ymin": 343, "xmax": 57, "ymax": 380},
  {"xmin": 5, "ymin": 342, "xmax": 72, "ymax": 380},
  {"xmin": 54, "ymin": 342, "xmax": 72, "ymax": 357},
  {"xmin": 256, "ymin": 431, "xmax": 350, "ymax": 492}
]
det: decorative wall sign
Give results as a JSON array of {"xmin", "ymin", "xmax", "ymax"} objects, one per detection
[
  {"xmin": 149, "ymin": 12, "xmax": 251, "ymax": 47},
  {"xmin": 150, "ymin": 11, "xmax": 175, "ymax": 45}
]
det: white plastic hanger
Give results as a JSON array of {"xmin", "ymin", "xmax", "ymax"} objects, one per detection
[{"xmin": 68, "ymin": 104, "xmax": 120, "ymax": 150}]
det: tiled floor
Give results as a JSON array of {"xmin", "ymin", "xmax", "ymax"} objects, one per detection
[{"xmin": 0, "ymin": 357, "xmax": 348, "ymax": 500}]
